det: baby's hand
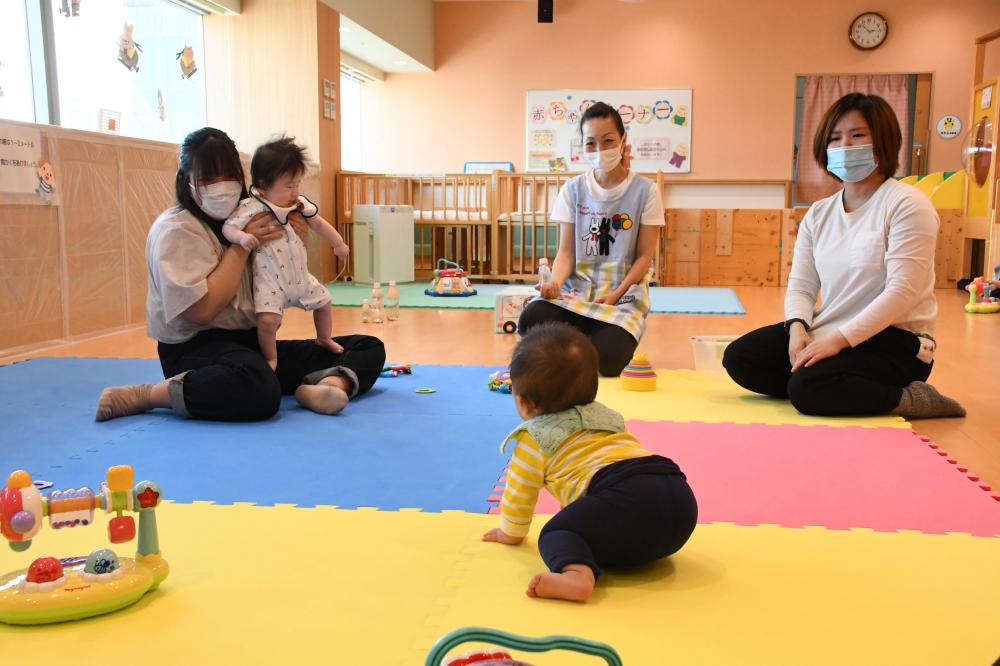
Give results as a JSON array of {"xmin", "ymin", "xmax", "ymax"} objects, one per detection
[
  {"xmin": 482, "ymin": 528, "xmax": 523, "ymax": 546},
  {"xmin": 333, "ymin": 242, "xmax": 350, "ymax": 259},
  {"xmin": 240, "ymin": 235, "xmax": 260, "ymax": 252}
]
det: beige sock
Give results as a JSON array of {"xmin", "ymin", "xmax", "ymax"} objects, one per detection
[
  {"xmin": 294, "ymin": 384, "xmax": 349, "ymax": 415},
  {"xmin": 892, "ymin": 381, "xmax": 966, "ymax": 419},
  {"xmin": 95, "ymin": 384, "xmax": 154, "ymax": 422}
]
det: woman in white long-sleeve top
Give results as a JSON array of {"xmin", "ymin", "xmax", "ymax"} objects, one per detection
[{"xmin": 723, "ymin": 93, "xmax": 964, "ymax": 419}]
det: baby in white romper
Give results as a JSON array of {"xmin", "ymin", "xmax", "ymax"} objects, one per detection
[{"xmin": 223, "ymin": 137, "xmax": 350, "ymax": 371}]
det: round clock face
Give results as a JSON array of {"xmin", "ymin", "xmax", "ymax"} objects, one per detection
[{"xmin": 850, "ymin": 13, "xmax": 888, "ymax": 49}]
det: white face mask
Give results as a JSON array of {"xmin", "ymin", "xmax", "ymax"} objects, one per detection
[
  {"xmin": 584, "ymin": 142, "xmax": 624, "ymax": 172},
  {"xmin": 190, "ymin": 180, "xmax": 242, "ymax": 220},
  {"xmin": 826, "ymin": 144, "xmax": 878, "ymax": 183}
]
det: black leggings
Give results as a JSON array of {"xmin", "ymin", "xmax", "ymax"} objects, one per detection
[
  {"xmin": 158, "ymin": 328, "xmax": 386, "ymax": 422},
  {"xmin": 518, "ymin": 300, "xmax": 638, "ymax": 376},
  {"xmin": 722, "ymin": 323, "xmax": 932, "ymax": 416},
  {"xmin": 538, "ymin": 457, "xmax": 698, "ymax": 579}
]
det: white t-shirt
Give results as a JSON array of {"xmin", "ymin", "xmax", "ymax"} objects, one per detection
[
  {"xmin": 785, "ymin": 178, "xmax": 938, "ymax": 346},
  {"xmin": 145, "ymin": 206, "xmax": 256, "ymax": 344},
  {"xmin": 550, "ymin": 170, "xmax": 664, "ymax": 226}
]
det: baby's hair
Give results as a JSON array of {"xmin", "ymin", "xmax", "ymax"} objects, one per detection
[
  {"xmin": 579, "ymin": 101, "xmax": 625, "ymax": 140},
  {"xmin": 510, "ymin": 323, "xmax": 599, "ymax": 415},
  {"xmin": 251, "ymin": 136, "xmax": 308, "ymax": 189}
]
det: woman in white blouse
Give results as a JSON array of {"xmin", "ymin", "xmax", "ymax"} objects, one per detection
[
  {"xmin": 95, "ymin": 127, "xmax": 385, "ymax": 421},
  {"xmin": 723, "ymin": 93, "xmax": 964, "ymax": 419}
]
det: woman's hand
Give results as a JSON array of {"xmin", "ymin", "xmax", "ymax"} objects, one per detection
[
  {"xmin": 592, "ymin": 289, "xmax": 623, "ymax": 305},
  {"xmin": 243, "ymin": 212, "xmax": 284, "ymax": 245},
  {"xmin": 622, "ymin": 141, "xmax": 632, "ymax": 171},
  {"xmin": 788, "ymin": 326, "xmax": 812, "ymax": 366},
  {"xmin": 287, "ymin": 211, "xmax": 311, "ymax": 245},
  {"xmin": 539, "ymin": 281, "xmax": 562, "ymax": 300},
  {"xmin": 791, "ymin": 331, "xmax": 850, "ymax": 372},
  {"xmin": 482, "ymin": 528, "xmax": 523, "ymax": 546}
]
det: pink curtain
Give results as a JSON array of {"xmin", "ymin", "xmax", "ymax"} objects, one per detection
[{"xmin": 795, "ymin": 75, "xmax": 910, "ymax": 203}]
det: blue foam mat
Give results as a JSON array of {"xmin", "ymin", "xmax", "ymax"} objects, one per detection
[
  {"xmin": 0, "ymin": 358, "xmax": 517, "ymax": 511},
  {"xmin": 648, "ymin": 287, "xmax": 745, "ymax": 314}
]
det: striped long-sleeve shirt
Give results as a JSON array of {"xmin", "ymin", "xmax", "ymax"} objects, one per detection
[{"xmin": 499, "ymin": 428, "xmax": 650, "ymax": 538}]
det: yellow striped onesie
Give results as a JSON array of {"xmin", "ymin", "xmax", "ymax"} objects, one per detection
[{"xmin": 498, "ymin": 402, "xmax": 650, "ymax": 538}]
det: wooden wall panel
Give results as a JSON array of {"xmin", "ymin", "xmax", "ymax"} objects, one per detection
[
  {"xmin": 935, "ymin": 209, "xmax": 965, "ymax": 288},
  {"xmin": 0, "ymin": 206, "xmax": 63, "ymax": 350},
  {"xmin": 780, "ymin": 207, "xmax": 808, "ymax": 287},
  {"xmin": 700, "ymin": 209, "xmax": 781, "ymax": 286}
]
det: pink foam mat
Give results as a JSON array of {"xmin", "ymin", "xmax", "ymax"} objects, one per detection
[{"xmin": 487, "ymin": 421, "xmax": 1000, "ymax": 536}]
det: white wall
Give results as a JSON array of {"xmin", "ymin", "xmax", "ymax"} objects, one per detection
[{"xmin": 320, "ymin": 0, "xmax": 434, "ymax": 69}]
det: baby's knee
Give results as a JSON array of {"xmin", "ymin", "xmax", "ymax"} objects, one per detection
[{"xmin": 257, "ymin": 312, "xmax": 283, "ymax": 334}]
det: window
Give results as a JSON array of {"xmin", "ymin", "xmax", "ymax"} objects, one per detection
[
  {"xmin": 791, "ymin": 74, "xmax": 931, "ymax": 205},
  {"xmin": 340, "ymin": 72, "xmax": 363, "ymax": 171},
  {"xmin": 49, "ymin": 0, "xmax": 206, "ymax": 143},
  {"xmin": 0, "ymin": 0, "xmax": 37, "ymax": 123}
]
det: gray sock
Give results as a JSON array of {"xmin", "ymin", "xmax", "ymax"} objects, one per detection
[
  {"xmin": 892, "ymin": 381, "xmax": 966, "ymax": 419},
  {"xmin": 294, "ymin": 384, "xmax": 349, "ymax": 415},
  {"xmin": 96, "ymin": 384, "xmax": 153, "ymax": 421}
]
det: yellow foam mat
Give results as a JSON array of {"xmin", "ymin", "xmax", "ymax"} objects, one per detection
[
  {"xmin": 3, "ymin": 503, "xmax": 998, "ymax": 664},
  {"xmin": 598, "ymin": 369, "xmax": 910, "ymax": 429}
]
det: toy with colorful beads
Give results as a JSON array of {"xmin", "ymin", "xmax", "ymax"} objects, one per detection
[
  {"xmin": 382, "ymin": 363, "xmax": 413, "ymax": 377},
  {"xmin": 0, "ymin": 465, "xmax": 168, "ymax": 625},
  {"xmin": 965, "ymin": 277, "xmax": 1000, "ymax": 314},
  {"xmin": 488, "ymin": 369, "xmax": 512, "ymax": 394},
  {"xmin": 620, "ymin": 352, "xmax": 657, "ymax": 391}
]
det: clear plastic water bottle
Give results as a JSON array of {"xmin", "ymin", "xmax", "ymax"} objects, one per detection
[
  {"xmin": 371, "ymin": 302, "xmax": 385, "ymax": 324},
  {"xmin": 361, "ymin": 298, "xmax": 371, "ymax": 323},
  {"xmin": 538, "ymin": 258, "xmax": 552, "ymax": 287},
  {"xmin": 386, "ymin": 280, "xmax": 400, "ymax": 321},
  {"xmin": 370, "ymin": 282, "xmax": 385, "ymax": 323}
]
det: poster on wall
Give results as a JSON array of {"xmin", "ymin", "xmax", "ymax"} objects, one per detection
[
  {"xmin": 525, "ymin": 89, "xmax": 692, "ymax": 173},
  {"xmin": 0, "ymin": 122, "xmax": 43, "ymax": 195}
]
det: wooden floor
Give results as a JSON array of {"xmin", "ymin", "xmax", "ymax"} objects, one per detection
[{"xmin": 3, "ymin": 286, "xmax": 997, "ymax": 489}]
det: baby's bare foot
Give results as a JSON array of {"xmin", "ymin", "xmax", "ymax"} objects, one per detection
[
  {"xmin": 316, "ymin": 338, "xmax": 344, "ymax": 354},
  {"xmin": 525, "ymin": 565, "xmax": 595, "ymax": 602}
]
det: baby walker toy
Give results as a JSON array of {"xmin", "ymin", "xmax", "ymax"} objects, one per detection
[
  {"xmin": 488, "ymin": 369, "xmax": 512, "ymax": 394},
  {"xmin": 425, "ymin": 259, "xmax": 478, "ymax": 297},
  {"xmin": 964, "ymin": 277, "xmax": 1000, "ymax": 314},
  {"xmin": 0, "ymin": 465, "xmax": 168, "ymax": 625}
]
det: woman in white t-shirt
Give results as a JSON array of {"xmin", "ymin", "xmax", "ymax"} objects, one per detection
[
  {"xmin": 723, "ymin": 93, "xmax": 964, "ymax": 419},
  {"xmin": 518, "ymin": 102, "xmax": 664, "ymax": 376},
  {"xmin": 95, "ymin": 127, "xmax": 385, "ymax": 421}
]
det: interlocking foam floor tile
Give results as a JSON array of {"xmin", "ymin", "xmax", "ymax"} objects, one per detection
[
  {"xmin": 597, "ymin": 369, "xmax": 910, "ymax": 428},
  {"xmin": 0, "ymin": 358, "xmax": 520, "ymax": 509},
  {"xmin": 490, "ymin": 421, "xmax": 1000, "ymax": 536},
  {"xmin": 3, "ymin": 505, "xmax": 998, "ymax": 665},
  {"xmin": 648, "ymin": 286, "xmax": 745, "ymax": 314},
  {"xmin": 7, "ymin": 410, "xmax": 515, "ymax": 510},
  {"xmin": 326, "ymin": 281, "xmax": 506, "ymax": 309}
]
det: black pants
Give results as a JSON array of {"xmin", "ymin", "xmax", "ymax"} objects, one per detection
[
  {"xmin": 538, "ymin": 456, "xmax": 698, "ymax": 578},
  {"xmin": 518, "ymin": 300, "xmax": 638, "ymax": 377},
  {"xmin": 158, "ymin": 328, "xmax": 386, "ymax": 422},
  {"xmin": 722, "ymin": 323, "xmax": 932, "ymax": 416}
]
